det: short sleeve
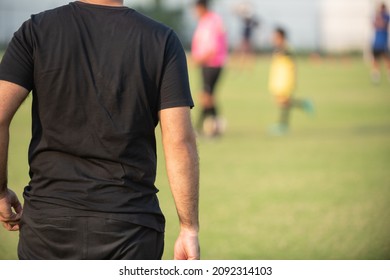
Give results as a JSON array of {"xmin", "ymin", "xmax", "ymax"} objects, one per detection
[
  {"xmin": 159, "ymin": 31, "xmax": 194, "ymax": 110},
  {"xmin": 0, "ymin": 19, "xmax": 34, "ymax": 91}
]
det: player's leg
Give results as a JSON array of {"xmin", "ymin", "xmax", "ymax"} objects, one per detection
[
  {"xmin": 208, "ymin": 67, "xmax": 226, "ymax": 136},
  {"xmin": 269, "ymin": 96, "xmax": 290, "ymax": 135},
  {"xmin": 199, "ymin": 67, "xmax": 224, "ymax": 137},
  {"xmin": 207, "ymin": 67, "xmax": 222, "ymax": 119},
  {"xmin": 197, "ymin": 67, "xmax": 215, "ymax": 131},
  {"xmin": 290, "ymin": 98, "xmax": 315, "ymax": 116},
  {"xmin": 279, "ymin": 102, "xmax": 291, "ymax": 128},
  {"xmin": 371, "ymin": 49, "xmax": 382, "ymax": 83},
  {"xmin": 385, "ymin": 50, "xmax": 390, "ymax": 81}
]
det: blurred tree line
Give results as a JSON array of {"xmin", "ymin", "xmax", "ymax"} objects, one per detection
[{"xmin": 132, "ymin": 0, "xmax": 191, "ymax": 48}]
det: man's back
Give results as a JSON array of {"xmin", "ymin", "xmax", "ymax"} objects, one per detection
[
  {"xmin": 1, "ymin": 1, "xmax": 192, "ymax": 232},
  {"xmin": 0, "ymin": 0, "xmax": 199, "ymax": 261}
]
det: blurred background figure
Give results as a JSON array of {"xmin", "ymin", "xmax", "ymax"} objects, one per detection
[
  {"xmin": 233, "ymin": 1, "xmax": 260, "ymax": 64},
  {"xmin": 192, "ymin": 0, "xmax": 228, "ymax": 138},
  {"xmin": 371, "ymin": 2, "xmax": 390, "ymax": 84},
  {"xmin": 268, "ymin": 27, "xmax": 314, "ymax": 136}
]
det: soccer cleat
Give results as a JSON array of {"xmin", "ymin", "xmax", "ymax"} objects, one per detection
[
  {"xmin": 215, "ymin": 117, "xmax": 227, "ymax": 136},
  {"xmin": 202, "ymin": 116, "xmax": 227, "ymax": 138},
  {"xmin": 202, "ymin": 116, "xmax": 218, "ymax": 138},
  {"xmin": 268, "ymin": 123, "xmax": 288, "ymax": 136},
  {"xmin": 303, "ymin": 99, "xmax": 315, "ymax": 116}
]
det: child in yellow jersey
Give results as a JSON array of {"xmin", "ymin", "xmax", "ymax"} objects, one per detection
[{"xmin": 268, "ymin": 27, "xmax": 314, "ymax": 135}]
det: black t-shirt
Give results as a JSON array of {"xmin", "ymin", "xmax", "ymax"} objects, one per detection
[{"xmin": 0, "ymin": 1, "xmax": 194, "ymax": 232}]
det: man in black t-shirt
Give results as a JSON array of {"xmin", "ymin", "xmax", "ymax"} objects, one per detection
[{"xmin": 0, "ymin": 0, "xmax": 199, "ymax": 260}]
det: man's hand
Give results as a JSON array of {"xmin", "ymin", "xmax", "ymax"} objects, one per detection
[
  {"xmin": 174, "ymin": 228, "xmax": 200, "ymax": 260},
  {"xmin": 0, "ymin": 189, "xmax": 23, "ymax": 231},
  {"xmin": 0, "ymin": 81, "xmax": 28, "ymax": 231}
]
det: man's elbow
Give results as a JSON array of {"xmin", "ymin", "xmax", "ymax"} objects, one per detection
[
  {"xmin": 0, "ymin": 116, "xmax": 11, "ymax": 129},
  {"xmin": 167, "ymin": 130, "xmax": 198, "ymax": 157},
  {"xmin": 177, "ymin": 129, "xmax": 197, "ymax": 147}
]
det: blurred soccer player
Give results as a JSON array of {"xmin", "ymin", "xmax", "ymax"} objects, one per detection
[
  {"xmin": 268, "ymin": 27, "xmax": 314, "ymax": 135},
  {"xmin": 0, "ymin": 0, "xmax": 199, "ymax": 260},
  {"xmin": 371, "ymin": 2, "xmax": 390, "ymax": 83},
  {"xmin": 233, "ymin": 2, "xmax": 259, "ymax": 63},
  {"xmin": 192, "ymin": 0, "xmax": 228, "ymax": 137}
]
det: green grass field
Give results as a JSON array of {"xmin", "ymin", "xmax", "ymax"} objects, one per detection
[{"xmin": 1, "ymin": 55, "xmax": 389, "ymax": 259}]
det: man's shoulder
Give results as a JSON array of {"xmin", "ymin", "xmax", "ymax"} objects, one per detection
[
  {"xmin": 27, "ymin": 4, "xmax": 173, "ymax": 39},
  {"xmin": 28, "ymin": 4, "xmax": 72, "ymax": 26},
  {"xmin": 131, "ymin": 10, "xmax": 173, "ymax": 34}
]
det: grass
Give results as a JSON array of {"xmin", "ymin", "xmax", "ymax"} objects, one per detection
[{"xmin": 1, "ymin": 55, "xmax": 389, "ymax": 259}]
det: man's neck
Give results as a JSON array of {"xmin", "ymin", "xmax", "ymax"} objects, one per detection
[{"xmin": 78, "ymin": 0, "xmax": 124, "ymax": 7}]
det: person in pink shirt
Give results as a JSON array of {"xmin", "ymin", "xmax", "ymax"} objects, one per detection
[{"xmin": 192, "ymin": 0, "xmax": 228, "ymax": 137}]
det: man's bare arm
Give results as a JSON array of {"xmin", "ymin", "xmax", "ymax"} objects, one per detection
[
  {"xmin": 159, "ymin": 107, "xmax": 200, "ymax": 260},
  {"xmin": 0, "ymin": 80, "xmax": 29, "ymax": 231}
]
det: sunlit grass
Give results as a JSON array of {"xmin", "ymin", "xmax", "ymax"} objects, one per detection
[{"xmin": 1, "ymin": 55, "xmax": 389, "ymax": 259}]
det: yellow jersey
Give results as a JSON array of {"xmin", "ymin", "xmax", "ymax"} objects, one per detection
[{"xmin": 268, "ymin": 52, "xmax": 296, "ymax": 97}]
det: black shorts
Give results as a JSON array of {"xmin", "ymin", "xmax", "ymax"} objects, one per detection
[
  {"xmin": 202, "ymin": 66, "xmax": 223, "ymax": 95},
  {"xmin": 18, "ymin": 214, "xmax": 164, "ymax": 260},
  {"xmin": 372, "ymin": 48, "xmax": 390, "ymax": 60}
]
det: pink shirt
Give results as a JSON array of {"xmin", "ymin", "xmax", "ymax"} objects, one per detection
[{"xmin": 192, "ymin": 12, "xmax": 228, "ymax": 67}]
